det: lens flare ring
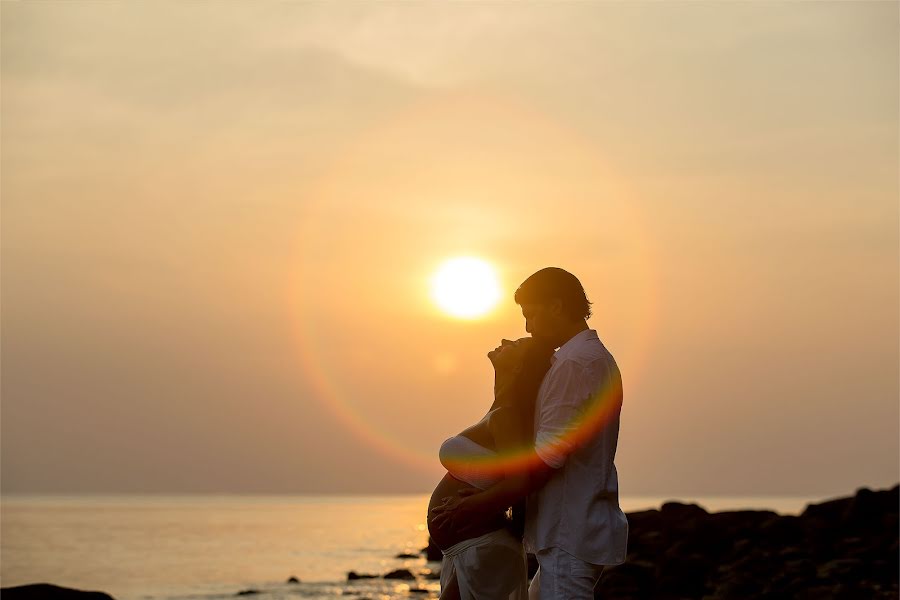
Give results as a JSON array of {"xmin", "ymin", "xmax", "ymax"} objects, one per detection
[{"xmin": 286, "ymin": 91, "xmax": 658, "ymax": 473}]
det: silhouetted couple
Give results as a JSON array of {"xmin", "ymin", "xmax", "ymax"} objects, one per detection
[{"xmin": 428, "ymin": 267, "xmax": 628, "ymax": 600}]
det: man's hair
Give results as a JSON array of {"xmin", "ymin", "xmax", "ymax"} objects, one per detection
[{"xmin": 514, "ymin": 267, "xmax": 592, "ymax": 321}]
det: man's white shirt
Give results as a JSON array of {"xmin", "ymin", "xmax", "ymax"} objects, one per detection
[{"xmin": 524, "ymin": 329, "xmax": 628, "ymax": 566}]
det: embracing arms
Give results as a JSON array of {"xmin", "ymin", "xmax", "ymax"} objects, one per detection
[
  {"xmin": 430, "ymin": 390, "xmax": 555, "ymax": 531},
  {"xmin": 431, "ymin": 358, "xmax": 590, "ymax": 531},
  {"xmin": 429, "ymin": 410, "xmax": 556, "ymax": 531}
]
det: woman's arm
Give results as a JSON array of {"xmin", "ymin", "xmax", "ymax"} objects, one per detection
[
  {"xmin": 456, "ymin": 356, "xmax": 523, "ymax": 449},
  {"xmin": 429, "ymin": 451, "xmax": 556, "ymax": 533}
]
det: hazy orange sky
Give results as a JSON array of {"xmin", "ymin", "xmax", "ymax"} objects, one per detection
[{"xmin": 2, "ymin": 2, "xmax": 897, "ymax": 496}]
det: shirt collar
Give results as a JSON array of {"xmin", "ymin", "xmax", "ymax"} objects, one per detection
[{"xmin": 550, "ymin": 329, "xmax": 598, "ymax": 365}]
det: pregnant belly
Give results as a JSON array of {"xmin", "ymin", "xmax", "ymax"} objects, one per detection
[{"xmin": 427, "ymin": 472, "xmax": 507, "ymax": 550}]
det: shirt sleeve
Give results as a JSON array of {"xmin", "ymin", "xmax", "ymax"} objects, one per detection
[{"xmin": 534, "ymin": 358, "xmax": 598, "ymax": 469}]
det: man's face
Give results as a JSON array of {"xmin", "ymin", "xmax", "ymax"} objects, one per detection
[{"xmin": 520, "ymin": 302, "xmax": 557, "ymax": 345}]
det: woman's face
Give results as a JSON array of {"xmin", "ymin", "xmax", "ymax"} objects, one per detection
[{"xmin": 487, "ymin": 337, "xmax": 533, "ymax": 370}]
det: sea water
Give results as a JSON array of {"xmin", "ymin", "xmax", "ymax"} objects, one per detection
[{"xmin": 0, "ymin": 494, "xmax": 817, "ymax": 600}]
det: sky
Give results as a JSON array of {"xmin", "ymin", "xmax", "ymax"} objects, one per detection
[{"xmin": 1, "ymin": 1, "xmax": 897, "ymax": 497}]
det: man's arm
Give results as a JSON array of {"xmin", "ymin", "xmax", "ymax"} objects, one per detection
[
  {"xmin": 429, "ymin": 448, "xmax": 556, "ymax": 532},
  {"xmin": 468, "ymin": 451, "xmax": 556, "ymax": 512},
  {"xmin": 470, "ymin": 403, "xmax": 558, "ymax": 513}
]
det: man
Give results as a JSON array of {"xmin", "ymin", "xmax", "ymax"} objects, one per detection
[{"xmin": 431, "ymin": 267, "xmax": 628, "ymax": 599}]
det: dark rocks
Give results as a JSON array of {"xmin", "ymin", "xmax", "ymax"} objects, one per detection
[
  {"xmin": 660, "ymin": 501, "xmax": 708, "ymax": 522},
  {"xmin": 286, "ymin": 576, "xmax": 300, "ymax": 584},
  {"xmin": 801, "ymin": 496, "xmax": 850, "ymax": 522},
  {"xmin": 235, "ymin": 590, "xmax": 260, "ymax": 596},
  {"xmin": 383, "ymin": 568, "xmax": 416, "ymax": 580},
  {"xmin": 395, "ymin": 552, "xmax": 419, "ymax": 559},
  {"xmin": 817, "ymin": 558, "xmax": 866, "ymax": 580},
  {"xmin": 0, "ymin": 584, "xmax": 116, "ymax": 600},
  {"xmin": 759, "ymin": 514, "xmax": 805, "ymax": 545},
  {"xmin": 352, "ymin": 566, "xmax": 432, "ymax": 582},
  {"xmin": 595, "ymin": 560, "xmax": 655, "ymax": 598},
  {"xmin": 595, "ymin": 484, "xmax": 899, "ymax": 600},
  {"xmin": 656, "ymin": 552, "xmax": 713, "ymax": 598}
]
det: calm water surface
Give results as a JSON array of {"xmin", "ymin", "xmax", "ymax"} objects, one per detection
[{"xmin": 1, "ymin": 494, "xmax": 818, "ymax": 600}]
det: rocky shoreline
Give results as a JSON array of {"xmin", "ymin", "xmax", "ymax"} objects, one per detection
[
  {"xmin": 3, "ymin": 485, "xmax": 896, "ymax": 600},
  {"xmin": 598, "ymin": 485, "xmax": 898, "ymax": 600}
]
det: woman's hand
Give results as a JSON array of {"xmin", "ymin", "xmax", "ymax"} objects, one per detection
[{"xmin": 429, "ymin": 488, "xmax": 483, "ymax": 534}]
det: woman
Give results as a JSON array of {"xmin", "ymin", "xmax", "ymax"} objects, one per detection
[{"xmin": 427, "ymin": 337, "xmax": 555, "ymax": 600}]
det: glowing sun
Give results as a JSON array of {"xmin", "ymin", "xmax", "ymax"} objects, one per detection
[{"xmin": 430, "ymin": 257, "xmax": 501, "ymax": 319}]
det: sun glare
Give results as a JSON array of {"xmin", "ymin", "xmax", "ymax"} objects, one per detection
[{"xmin": 430, "ymin": 257, "xmax": 501, "ymax": 319}]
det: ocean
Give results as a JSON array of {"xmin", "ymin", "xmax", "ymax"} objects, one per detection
[{"xmin": 1, "ymin": 494, "xmax": 818, "ymax": 600}]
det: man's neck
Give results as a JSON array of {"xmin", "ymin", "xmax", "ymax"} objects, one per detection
[{"xmin": 555, "ymin": 320, "xmax": 589, "ymax": 349}]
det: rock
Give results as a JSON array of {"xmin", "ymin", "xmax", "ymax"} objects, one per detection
[
  {"xmin": 236, "ymin": 590, "xmax": 260, "ymax": 596},
  {"xmin": 802, "ymin": 496, "xmax": 852, "ymax": 522},
  {"xmin": 286, "ymin": 576, "xmax": 300, "ymax": 584},
  {"xmin": 759, "ymin": 514, "xmax": 805, "ymax": 546},
  {"xmin": 595, "ymin": 560, "xmax": 655, "ymax": 599},
  {"xmin": 764, "ymin": 558, "xmax": 816, "ymax": 596},
  {"xmin": 383, "ymin": 568, "xmax": 416, "ymax": 580},
  {"xmin": 408, "ymin": 588, "xmax": 429, "ymax": 594},
  {"xmin": 607, "ymin": 484, "xmax": 899, "ymax": 600},
  {"xmin": 0, "ymin": 584, "xmax": 116, "ymax": 600},
  {"xmin": 395, "ymin": 552, "xmax": 419, "ymax": 559},
  {"xmin": 778, "ymin": 545, "xmax": 810, "ymax": 560},
  {"xmin": 624, "ymin": 509, "xmax": 665, "ymax": 532},
  {"xmin": 707, "ymin": 573, "xmax": 765, "ymax": 599},
  {"xmin": 843, "ymin": 487, "xmax": 897, "ymax": 532},
  {"xmin": 730, "ymin": 537, "xmax": 754, "ymax": 557},
  {"xmin": 627, "ymin": 529, "xmax": 666, "ymax": 560},
  {"xmin": 347, "ymin": 571, "xmax": 378, "ymax": 580},
  {"xmin": 817, "ymin": 558, "xmax": 866, "ymax": 581},
  {"xmin": 794, "ymin": 582, "xmax": 863, "ymax": 600},
  {"xmin": 707, "ymin": 510, "xmax": 778, "ymax": 541},
  {"xmin": 656, "ymin": 552, "xmax": 713, "ymax": 597},
  {"xmin": 659, "ymin": 502, "xmax": 717, "ymax": 554},
  {"xmin": 659, "ymin": 501, "xmax": 708, "ymax": 523}
]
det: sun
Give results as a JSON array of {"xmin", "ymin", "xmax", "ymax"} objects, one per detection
[{"xmin": 430, "ymin": 257, "xmax": 502, "ymax": 319}]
